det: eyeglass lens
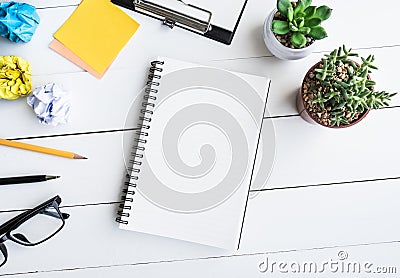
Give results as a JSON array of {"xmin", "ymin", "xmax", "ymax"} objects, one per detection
[{"xmin": 10, "ymin": 206, "xmax": 63, "ymax": 245}]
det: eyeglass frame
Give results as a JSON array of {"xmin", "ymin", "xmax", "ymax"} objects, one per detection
[{"xmin": 0, "ymin": 195, "xmax": 70, "ymax": 267}]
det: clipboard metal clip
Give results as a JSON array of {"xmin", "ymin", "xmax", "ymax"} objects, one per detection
[{"xmin": 133, "ymin": 0, "xmax": 212, "ymax": 34}]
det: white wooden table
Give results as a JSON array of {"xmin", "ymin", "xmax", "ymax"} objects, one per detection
[{"xmin": 1, "ymin": 0, "xmax": 400, "ymax": 277}]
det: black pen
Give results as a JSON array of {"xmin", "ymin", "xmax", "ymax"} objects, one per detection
[{"xmin": 0, "ymin": 175, "xmax": 60, "ymax": 186}]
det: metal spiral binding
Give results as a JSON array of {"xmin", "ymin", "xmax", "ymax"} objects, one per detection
[{"xmin": 116, "ymin": 60, "xmax": 164, "ymax": 225}]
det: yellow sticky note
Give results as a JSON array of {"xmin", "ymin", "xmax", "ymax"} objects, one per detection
[{"xmin": 54, "ymin": 0, "xmax": 139, "ymax": 76}]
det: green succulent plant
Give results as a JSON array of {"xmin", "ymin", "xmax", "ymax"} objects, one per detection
[
  {"xmin": 271, "ymin": 0, "xmax": 332, "ymax": 48},
  {"xmin": 308, "ymin": 45, "xmax": 397, "ymax": 126}
]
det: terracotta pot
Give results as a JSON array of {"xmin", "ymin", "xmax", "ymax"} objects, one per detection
[
  {"xmin": 263, "ymin": 8, "xmax": 315, "ymax": 60},
  {"xmin": 296, "ymin": 61, "xmax": 370, "ymax": 128}
]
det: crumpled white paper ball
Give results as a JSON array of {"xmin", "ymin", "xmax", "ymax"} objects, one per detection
[{"xmin": 27, "ymin": 83, "xmax": 71, "ymax": 126}]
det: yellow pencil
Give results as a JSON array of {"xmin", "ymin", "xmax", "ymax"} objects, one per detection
[{"xmin": 0, "ymin": 138, "xmax": 87, "ymax": 159}]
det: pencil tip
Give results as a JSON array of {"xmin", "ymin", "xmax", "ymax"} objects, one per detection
[
  {"xmin": 45, "ymin": 175, "xmax": 61, "ymax": 180},
  {"xmin": 73, "ymin": 154, "xmax": 88, "ymax": 159}
]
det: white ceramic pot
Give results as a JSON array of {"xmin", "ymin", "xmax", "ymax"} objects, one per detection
[{"xmin": 263, "ymin": 8, "xmax": 315, "ymax": 60}]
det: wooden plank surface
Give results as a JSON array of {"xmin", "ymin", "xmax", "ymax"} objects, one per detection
[
  {"xmin": 0, "ymin": 0, "xmax": 400, "ymax": 276},
  {"xmin": 1, "ymin": 177, "xmax": 399, "ymax": 275},
  {"xmin": 1, "ymin": 38, "xmax": 399, "ymax": 139},
  {"xmin": 262, "ymin": 109, "xmax": 400, "ymax": 189},
  {"xmin": 8, "ymin": 242, "xmax": 399, "ymax": 277},
  {"xmin": 3, "ymin": 108, "xmax": 399, "ymax": 211}
]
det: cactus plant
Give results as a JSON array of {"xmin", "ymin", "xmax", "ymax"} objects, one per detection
[
  {"xmin": 300, "ymin": 45, "xmax": 397, "ymax": 127},
  {"xmin": 271, "ymin": 0, "xmax": 332, "ymax": 48}
]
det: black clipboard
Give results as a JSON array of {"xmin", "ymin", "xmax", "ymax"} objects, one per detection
[{"xmin": 111, "ymin": 0, "xmax": 248, "ymax": 45}]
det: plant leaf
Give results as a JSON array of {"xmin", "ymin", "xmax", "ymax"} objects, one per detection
[
  {"xmin": 294, "ymin": 1, "xmax": 305, "ymax": 16},
  {"xmin": 299, "ymin": 26, "xmax": 311, "ymax": 34},
  {"xmin": 304, "ymin": 17, "xmax": 322, "ymax": 27},
  {"xmin": 336, "ymin": 101, "xmax": 346, "ymax": 110},
  {"xmin": 277, "ymin": 0, "xmax": 291, "ymax": 17},
  {"xmin": 299, "ymin": 0, "xmax": 312, "ymax": 8},
  {"xmin": 365, "ymin": 80, "xmax": 376, "ymax": 87},
  {"xmin": 309, "ymin": 26, "xmax": 327, "ymax": 40},
  {"xmin": 291, "ymin": 32, "xmax": 307, "ymax": 48},
  {"xmin": 289, "ymin": 22, "xmax": 299, "ymax": 31},
  {"xmin": 369, "ymin": 64, "xmax": 378, "ymax": 70},
  {"xmin": 315, "ymin": 5, "xmax": 332, "ymax": 21},
  {"xmin": 296, "ymin": 17, "xmax": 305, "ymax": 27},
  {"xmin": 287, "ymin": 6, "xmax": 294, "ymax": 21},
  {"xmin": 304, "ymin": 6, "xmax": 317, "ymax": 19},
  {"xmin": 271, "ymin": 20, "xmax": 290, "ymax": 34},
  {"xmin": 343, "ymin": 59, "xmax": 358, "ymax": 69}
]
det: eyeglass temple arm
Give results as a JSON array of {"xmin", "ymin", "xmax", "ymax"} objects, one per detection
[{"xmin": 41, "ymin": 209, "xmax": 70, "ymax": 220}]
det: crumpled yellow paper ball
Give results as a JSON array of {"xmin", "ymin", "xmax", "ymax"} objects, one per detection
[{"xmin": 0, "ymin": 55, "xmax": 32, "ymax": 100}]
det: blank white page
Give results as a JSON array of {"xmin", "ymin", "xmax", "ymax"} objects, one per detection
[{"xmin": 119, "ymin": 57, "xmax": 270, "ymax": 249}]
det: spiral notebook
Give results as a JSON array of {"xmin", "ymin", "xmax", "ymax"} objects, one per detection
[{"xmin": 116, "ymin": 57, "xmax": 270, "ymax": 249}]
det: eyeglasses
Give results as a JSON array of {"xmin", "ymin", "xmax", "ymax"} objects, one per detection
[{"xmin": 0, "ymin": 195, "xmax": 69, "ymax": 268}]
